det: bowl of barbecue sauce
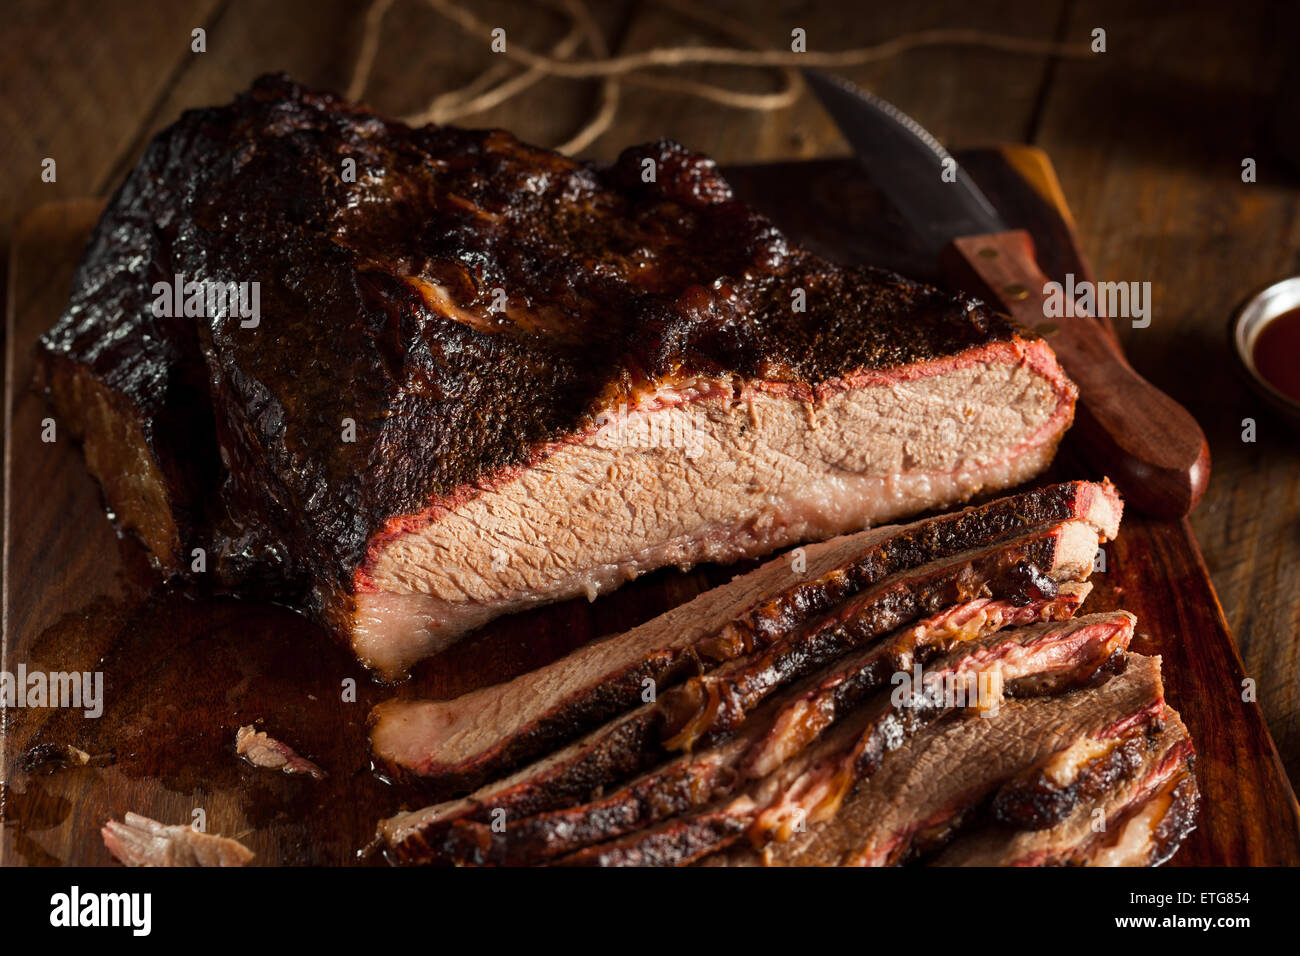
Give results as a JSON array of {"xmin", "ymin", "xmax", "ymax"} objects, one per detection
[{"xmin": 1232, "ymin": 277, "xmax": 1300, "ymax": 423}]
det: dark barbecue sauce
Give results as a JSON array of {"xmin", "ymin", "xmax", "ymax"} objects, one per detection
[{"xmin": 1253, "ymin": 308, "xmax": 1300, "ymax": 402}]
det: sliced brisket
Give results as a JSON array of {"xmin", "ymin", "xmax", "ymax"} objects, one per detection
[
  {"xmin": 749, "ymin": 610, "xmax": 1136, "ymax": 842},
  {"xmin": 544, "ymin": 612, "xmax": 1133, "ymax": 867},
  {"xmin": 932, "ymin": 708, "xmax": 1195, "ymax": 866},
  {"xmin": 990, "ymin": 694, "xmax": 1172, "ymax": 830},
  {"xmin": 372, "ymin": 504, "xmax": 1109, "ymax": 788},
  {"xmin": 378, "ymin": 706, "xmax": 666, "ymax": 863},
  {"xmin": 699, "ymin": 653, "xmax": 1167, "ymax": 867},
  {"xmin": 39, "ymin": 74, "xmax": 1077, "ymax": 677},
  {"xmin": 379, "ymin": 588, "xmax": 1093, "ymax": 865},
  {"xmin": 742, "ymin": 584, "xmax": 1091, "ymax": 778},
  {"xmin": 655, "ymin": 520, "xmax": 1104, "ymax": 751}
]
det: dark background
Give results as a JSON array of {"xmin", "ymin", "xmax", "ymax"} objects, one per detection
[{"xmin": 2, "ymin": 0, "xmax": 1297, "ymax": 786}]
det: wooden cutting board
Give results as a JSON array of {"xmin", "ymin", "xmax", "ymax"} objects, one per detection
[{"xmin": 4, "ymin": 150, "xmax": 1298, "ymax": 866}]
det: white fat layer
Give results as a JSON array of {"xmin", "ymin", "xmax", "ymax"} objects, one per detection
[
  {"xmin": 1044, "ymin": 734, "xmax": 1126, "ymax": 788},
  {"xmin": 1087, "ymin": 788, "xmax": 1172, "ymax": 867}
]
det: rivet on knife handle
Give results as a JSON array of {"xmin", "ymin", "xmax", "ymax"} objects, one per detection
[{"xmin": 940, "ymin": 230, "xmax": 1211, "ymax": 519}]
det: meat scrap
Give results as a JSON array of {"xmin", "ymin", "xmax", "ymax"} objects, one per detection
[
  {"xmin": 101, "ymin": 813, "xmax": 254, "ymax": 867},
  {"xmin": 235, "ymin": 725, "xmax": 325, "ymax": 779},
  {"xmin": 19, "ymin": 743, "xmax": 91, "ymax": 774}
]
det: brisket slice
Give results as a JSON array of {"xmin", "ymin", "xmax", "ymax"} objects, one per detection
[
  {"xmin": 742, "ymin": 583, "xmax": 1091, "ymax": 778},
  {"xmin": 697, "ymin": 653, "xmax": 1166, "ymax": 867},
  {"xmin": 373, "ymin": 513, "xmax": 1104, "ymax": 789},
  {"xmin": 379, "ymin": 706, "xmax": 666, "ymax": 863},
  {"xmin": 991, "ymin": 690, "xmax": 1174, "ymax": 830},
  {"xmin": 550, "ymin": 613, "xmax": 1133, "ymax": 868},
  {"xmin": 931, "ymin": 708, "xmax": 1195, "ymax": 865},
  {"xmin": 378, "ymin": 590, "xmax": 1084, "ymax": 864},
  {"xmin": 38, "ymin": 73, "xmax": 1077, "ymax": 678},
  {"xmin": 655, "ymin": 521, "xmax": 1102, "ymax": 751},
  {"xmin": 394, "ymin": 594, "xmax": 1104, "ymax": 866},
  {"xmin": 748, "ymin": 611, "xmax": 1135, "ymax": 843}
]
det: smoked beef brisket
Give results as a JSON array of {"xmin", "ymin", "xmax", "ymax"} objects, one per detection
[
  {"xmin": 372, "ymin": 482, "xmax": 1198, "ymax": 867},
  {"xmin": 393, "ymin": 608, "xmax": 1129, "ymax": 866},
  {"xmin": 370, "ymin": 480, "xmax": 1119, "ymax": 788},
  {"xmin": 699, "ymin": 653, "xmax": 1171, "ymax": 867},
  {"xmin": 39, "ymin": 74, "xmax": 1076, "ymax": 677},
  {"xmin": 376, "ymin": 590, "xmax": 1093, "ymax": 864},
  {"xmin": 932, "ymin": 712, "xmax": 1197, "ymax": 866}
]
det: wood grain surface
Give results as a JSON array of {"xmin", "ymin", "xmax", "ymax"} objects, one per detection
[{"xmin": 4, "ymin": 150, "xmax": 1298, "ymax": 866}]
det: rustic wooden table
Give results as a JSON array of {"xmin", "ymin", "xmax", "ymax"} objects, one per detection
[{"xmin": 2, "ymin": 0, "xmax": 1297, "ymax": 795}]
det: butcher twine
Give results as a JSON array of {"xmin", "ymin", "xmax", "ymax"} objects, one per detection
[{"xmin": 349, "ymin": 0, "xmax": 1092, "ymax": 156}]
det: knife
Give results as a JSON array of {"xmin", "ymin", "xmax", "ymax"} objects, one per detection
[{"xmin": 802, "ymin": 68, "xmax": 1210, "ymax": 519}]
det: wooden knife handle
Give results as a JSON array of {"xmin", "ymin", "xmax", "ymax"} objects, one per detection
[{"xmin": 940, "ymin": 229, "xmax": 1210, "ymax": 519}]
